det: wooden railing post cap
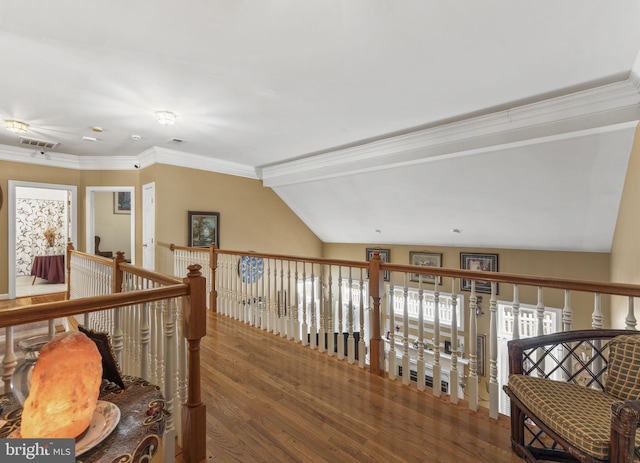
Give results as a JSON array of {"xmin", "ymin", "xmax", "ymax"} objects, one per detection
[
  {"xmin": 169, "ymin": 243, "xmax": 176, "ymax": 251},
  {"xmin": 188, "ymin": 264, "xmax": 202, "ymax": 277}
]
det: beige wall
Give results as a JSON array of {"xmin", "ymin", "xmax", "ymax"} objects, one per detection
[
  {"xmin": 611, "ymin": 122, "xmax": 640, "ymax": 327},
  {"xmin": 0, "ymin": 161, "xmax": 81, "ymax": 294},
  {"xmin": 94, "ymin": 191, "xmax": 131, "ymax": 258},
  {"xmin": 152, "ymin": 165, "xmax": 323, "ymax": 275},
  {"xmin": 323, "ymin": 243, "xmax": 611, "ymax": 331},
  {"xmin": 0, "ymin": 160, "xmax": 322, "ymax": 294}
]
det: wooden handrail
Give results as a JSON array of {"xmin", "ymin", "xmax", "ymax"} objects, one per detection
[
  {"xmin": 211, "ymin": 247, "xmax": 368, "ymax": 269},
  {"xmin": 212, "ymin": 247, "xmax": 640, "ymax": 297},
  {"xmin": 0, "ymin": 285, "xmax": 189, "ymax": 329},
  {"xmin": 119, "ymin": 262, "xmax": 183, "ymax": 286},
  {"xmin": 380, "ymin": 262, "xmax": 640, "ymax": 297}
]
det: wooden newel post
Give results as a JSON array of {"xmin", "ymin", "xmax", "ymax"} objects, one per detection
[
  {"xmin": 66, "ymin": 240, "xmax": 74, "ymax": 300},
  {"xmin": 113, "ymin": 251, "xmax": 126, "ymax": 293},
  {"xmin": 210, "ymin": 244, "xmax": 218, "ymax": 313},
  {"xmin": 183, "ymin": 264, "xmax": 207, "ymax": 463},
  {"xmin": 369, "ymin": 251, "xmax": 385, "ymax": 376}
]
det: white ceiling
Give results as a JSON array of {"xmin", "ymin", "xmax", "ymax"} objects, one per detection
[{"xmin": 1, "ymin": 1, "xmax": 640, "ymax": 252}]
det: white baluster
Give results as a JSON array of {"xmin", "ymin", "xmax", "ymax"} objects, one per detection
[
  {"xmin": 287, "ymin": 261, "xmax": 294, "ymax": 341},
  {"xmin": 450, "ymin": 279, "xmax": 459, "ymax": 404},
  {"xmin": 563, "ymin": 290, "xmax": 573, "ymax": 332},
  {"xmin": 310, "ymin": 263, "xmax": 317, "ymax": 349},
  {"xmin": 2, "ymin": 327, "xmax": 17, "ymax": 392},
  {"xmin": 280, "ymin": 264, "xmax": 287, "ymax": 338},
  {"xmin": 388, "ymin": 285, "xmax": 396, "ymax": 380},
  {"xmin": 271, "ymin": 259, "xmax": 278, "ymax": 333},
  {"xmin": 433, "ymin": 279, "xmax": 441, "ymax": 397},
  {"xmin": 402, "ymin": 274, "xmax": 410, "ymax": 386},
  {"xmin": 417, "ymin": 276, "xmax": 425, "ymax": 392},
  {"xmin": 626, "ymin": 296, "xmax": 637, "ymax": 330},
  {"xmin": 592, "ymin": 293, "xmax": 603, "ymax": 329},
  {"xmin": 536, "ymin": 287, "xmax": 545, "ymax": 336},
  {"xmin": 512, "ymin": 285, "xmax": 520, "ymax": 340},
  {"xmin": 358, "ymin": 270, "xmax": 366, "ymax": 369},
  {"xmin": 327, "ymin": 268, "xmax": 334, "ymax": 355},
  {"xmin": 162, "ymin": 298, "xmax": 177, "ymax": 463},
  {"xmin": 469, "ymin": 280, "xmax": 478, "ymax": 412},
  {"xmin": 337, "ymin": 267, "xmax": 344, "ymax": 359},
  {"xmin": 113, "ymin": 306, "xmax": 124, "ymax": 371},
  {"xmin": 347, "ymin": 268, "xmax": 355, "ymax": 363},
  {"xmin": 140, "ymin": 301, "xmax": 150, "ymax": 380},
  {"xmin": 489, "ymin": 282, "xmax": 499, "ymax": 419},
  {"xmin": 318, "ymin": 272, "xmax": 326, "ymax": 352},
  {"xmin": 592, "ymin": 293, "xmax": 603, "ymax": 390},
  {"xmin": 301, "ymin": 262, "xmax": 308, "ymax": 346}
]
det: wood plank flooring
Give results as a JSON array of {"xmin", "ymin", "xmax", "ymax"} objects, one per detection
[{"xmin": 196, "ymin": 313, "xmax": 521, "ymax": 463}]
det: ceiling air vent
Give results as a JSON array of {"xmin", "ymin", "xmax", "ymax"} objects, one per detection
[
  {"xmin": 19, "ymin": 136, "xmax": 59, "ymax": 150},
  {"xmin": 168, "ymin": 137, "xmax": 185, "ymax": 144}
]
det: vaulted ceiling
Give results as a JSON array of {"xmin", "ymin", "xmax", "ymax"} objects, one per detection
[{"xmin": 1, "ymin": 1, "xmax": 639, "ymax": 252}]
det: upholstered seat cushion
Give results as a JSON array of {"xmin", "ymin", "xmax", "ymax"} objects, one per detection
[{"xmin": 508, "ymin": 374, "xmax": 640, "ymax": 461}]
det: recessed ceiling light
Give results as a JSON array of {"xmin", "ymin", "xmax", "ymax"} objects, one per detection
[
  {"xmin": 156, "ymin": 110, "xmax": 176, "ymax": 125},
  {"xmin": 451, "ymin": 228, "xmax": 461, "ymax": 234},
  {"xmin": 82, "ymin": 136, "xmax": 97, "ymax": 142},
  {"xmin": 375, "ymin": 229, "xmax": 382, "ymax": 233},
  {"xmin": 5, "ymin": 120, "xmax": 29, "ymax": 133},
  {"xmin": 131, "ymin": 134, "xmax": 141, "ymax": 141}
]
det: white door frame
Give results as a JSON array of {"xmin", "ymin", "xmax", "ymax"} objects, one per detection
[
  {"xmin": 8, "ymin": 180, "xmax": 78, "ymax": 299},
  {"xmin": 86, "ymin": 186, "xmax": 135, "ymax": 264},
  {"xmin": 142, "ymin": 182, "xmax": 155, "ymax": 270}
]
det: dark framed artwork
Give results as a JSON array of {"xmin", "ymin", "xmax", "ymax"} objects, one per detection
[
  {"xmin": 113, "ymin": 191, "xmax": 131, "ymax": 214},
  {"xmin": 409, "ymin": 251, "xmax": 443, "ymax": 285},
  {"xmin": 460, "ymin": 252, "xmax": 498, "ymax": 294},
  {"xmin": 188, "ymin": 211, "xmax": 220, "ymax": 248},
  {"xmin": 366, "ymin": 248, "xmax": 390, "ymax": 281}
]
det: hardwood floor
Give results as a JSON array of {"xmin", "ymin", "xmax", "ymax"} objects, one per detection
[
  {"xmin": 1, "ymin": 296, "xmax": 521, "ymax": 462},
  {"xmin": 196, "ymin": 312, "xmax": 521, "ymax": 463}
]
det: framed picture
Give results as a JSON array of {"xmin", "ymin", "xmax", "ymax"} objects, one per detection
[
  {"xmin": 460, "ymin": 252, "xmax": 498, "ymax": 294},
  {"xmin": 366, "ymin": 248, "xmax": 390, "ymax": 281},
  {"xmin": 113, "ymin": 191, "xmax": 131, "ymax": 214},
  {"xmin": 188, "ymin": 211, "xmax": 220, "ymax": 248},
  {"xmin": 409, "ymin": 251, "xmax": 443, "ymax": 285},
  {"xmin": 476, "ymin": 334, "xmax": 486, "ymax": 376}
]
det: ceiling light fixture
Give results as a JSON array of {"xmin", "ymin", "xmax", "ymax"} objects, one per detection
[
  {"xmin": 155, "ymin": 111, "xmax": 176, "ymax": 125},
  {"xmin": 5, "ymin": 120, "xmax": 29, "ymax": 133}
]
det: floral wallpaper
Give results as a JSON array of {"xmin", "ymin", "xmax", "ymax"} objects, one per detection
[{"xmin": 16, "ymin": 198, "xmax": 66, "ymax": 276}]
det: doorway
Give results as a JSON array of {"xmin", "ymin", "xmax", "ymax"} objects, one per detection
[
  {"xmin": 86, "ymin": 186, "xmax": 135, "ymax": 264},
  {"xmin": 8, "ymin": 181, "xmax": 78, "ymax": 299}
]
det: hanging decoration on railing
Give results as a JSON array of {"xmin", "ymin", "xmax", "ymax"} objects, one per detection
[{"xmin": 239, "ymin": 256, "xmax": 264, "ymax": 283}]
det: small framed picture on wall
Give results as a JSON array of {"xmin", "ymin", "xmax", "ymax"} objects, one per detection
[
  {"xmin": 366, "ymin": 248, "xmax": 391, "ymax": 281},
  {"xmin": 409, "ymin": 251, "xmax": 443, "ymax": 285},
  {"xmin": 460, "ymin": 252, "xmax": 498, "ymax": 294},
  {"xmin": 188, "ymin": 211, "xmax": 220, "ymax": 248}
]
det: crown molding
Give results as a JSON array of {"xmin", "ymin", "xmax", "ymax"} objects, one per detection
[
  {"xmin": 262, "ymin": 78, "xmax": 640, "ymax": 187},
  {"xmin": 0, "ymin": 144, "xmax": 82, "ymax": 169},
  {"xmin": 140, "ymin": 147, "xmax": 258, "ymax": 179},
  {"xmin": 0, "ymin": 143, "xmax": 258, "ymax": 178}
]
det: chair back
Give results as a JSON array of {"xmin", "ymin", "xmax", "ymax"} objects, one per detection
[{"xmin": 605, "ymin": 334, "xmax": 640, "ymax": 400}]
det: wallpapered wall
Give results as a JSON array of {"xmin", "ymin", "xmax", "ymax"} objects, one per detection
[{"xmin": 16, "ymin": 198, "xmax": 67, "ymax": 276}]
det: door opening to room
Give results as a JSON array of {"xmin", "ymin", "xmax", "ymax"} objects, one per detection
[{"xmin": 8, "ymin": 181, "xmax": 78, "ymax": 299}]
